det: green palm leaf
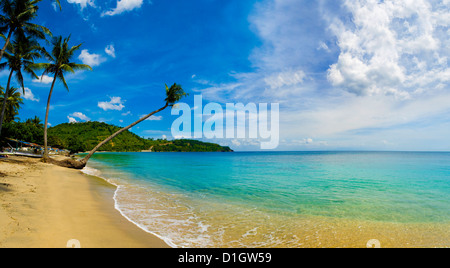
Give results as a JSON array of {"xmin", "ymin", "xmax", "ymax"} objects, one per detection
[{"xmin": 40, "ymin": 35, "xmax": 92, "ymax": 160}]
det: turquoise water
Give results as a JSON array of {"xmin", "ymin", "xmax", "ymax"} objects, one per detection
[{"xmin": 82, "ymin": 152, "xmax": 450, "ymax": 247}]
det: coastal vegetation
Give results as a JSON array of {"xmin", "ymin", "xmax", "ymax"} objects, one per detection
[
  {"xmin": 1, "ymin": 116, "xmax": 43, "ymax": 144},
  {"xmin": 0, "ymin": 86, "xmax": 22, "ymax": 123},
  {"xmin": 32, "ymin": 35, "xmax": 92, "ymax": 161},
  {"xmin": 0, "ymin": 36, "xmax": 42, "ymax": 134},
  {"xmin": 61, "ymin": 83, "xmax": 188, "ymax": 169},
  {"xmin": 3, "ymin": 118, "xmax": 232, "ymax": 153},
  {"xmin": 0, "ymin": 0, "xmax": 51, "ymax": 136},
  {"xmin": 0, "ymin": 0, "xmax": 229, "ymax": 169},
  {"xmin": 49, "ymin": 121, "xmax": 232, "ymax": 153}
]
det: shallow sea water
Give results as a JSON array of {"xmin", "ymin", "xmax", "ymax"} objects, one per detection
[{"xmin": 82, "ymin": 152, "xmax": 450, "ymax": 248}]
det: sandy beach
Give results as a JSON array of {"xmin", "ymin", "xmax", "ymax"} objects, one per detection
[{"xmin": 0, "ymin": 156, "xmax": 169, "ymax": 248}]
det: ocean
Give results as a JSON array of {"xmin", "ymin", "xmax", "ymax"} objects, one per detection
[{"xmin": 81, "ymin": 151, "xmax": 450, "ymax": 248}]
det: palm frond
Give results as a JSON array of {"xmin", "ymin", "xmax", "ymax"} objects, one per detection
[
  {"xmin": 66, "ymin": 43, "xmax": 82, "ymax": 59},
  {"xmin": 23, "ymin": 64, "xmax": 39, "ymax": 80},
  {"xmin": 0, "ymin": 62, "xmax": 8, "ymax": 71},
  {"xmin": 30, "ymin": 62, "xmax": 52, "ymax": 71},
  {"xmin": 69, "ymin": 63, "xmax": 92, "ymax": 71},
  {"xmin": 165, "ymin": 83, "xmax": 188, "ymax": 106},
  {"xmin": 59, "ymin": 63, "xmax": 74, "ymax": 74},
  {"xmin": 57, "ymin": 71, "xmax": 68, "ymax": 91},
  {"xmin": 14, "ymin": 70, "xmax": 26, "ymax": 94}
]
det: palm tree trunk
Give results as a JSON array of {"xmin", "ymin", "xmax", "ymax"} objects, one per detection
[
  {"xmin": 43, "ymin": 72, "xmax": 58, "ymax": 162},
  {"xmin": 78, "ymin": 103, "xmax": 169, "ymax": 166},
  {"xmin": 0, "ymin": 70, "xmax": 15, "ymax": 136},
  {"xmin": 0, "ymin": 29, "xmax": 13, "ymax": 62}
]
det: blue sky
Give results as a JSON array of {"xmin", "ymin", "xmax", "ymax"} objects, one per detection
[{"xmin": 4, "ymin": 0, "xmax": 450, "ymax": 151}]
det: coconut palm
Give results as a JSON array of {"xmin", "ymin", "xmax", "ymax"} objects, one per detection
[
  {"xmin": 29, "ymin": 115, "xmax": 42, "ymax": 127},
  {"xmin": 32, "ymin": 35, "xmax": 92, "ymax": 161},
  {"xmin": 50, "ymin": 84, "xmax": 188, "ymax": 169},
  {"xmin": 0, "ymin": 36, "xmax": 40, "ymax": 135},
  {"xmin": 0, "ymin": 86, "xmax": 23, "ymax": 123},
  {"xmin": 0, "ymin": 0, "xmax": 51, "ymax": 61}
]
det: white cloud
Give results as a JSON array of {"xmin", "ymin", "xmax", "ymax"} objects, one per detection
[
  {"xmin": 105, "ymin": 44, "xmax": 116, "ymax": 58},
  {"xmin": 196, "ymin": 0, "xmax": 450, "ymax": 150},
  {"xmin": 51, "ymin": 2, "xmax": 58, "ymax": 11},
  {"xmin": 102, "ymin": 0, "xmax": 143, "ymax": 16},
  {"xmin": 98, "ymin": 96, "xmax": 125, "ymax": 111},
  {"xmin": 121, "ymin": 111, "xmax": 132, "ymax": 116},
  {"xmin": 32, "ymin": 74, "xmax": 53, "ymax": 84},
  {"xmin": 78, "ymin": 49, "xmax": 105, "ymax": 67},
  {"xmin": 66, "ymin": 0, "xmax": 95, "ymax": 9},
  {"xmin": 327, "ymin": 0, "xmax": 449, "ymax": 98},
  {"xmin": 21, "ymin": 87, "xmax": 39, "ymax": 102},
  {"xmin": 264, "ymin": 69, "xmax": 306, "ymax": 89},
  {"xmin": 140, "ymin": 114, "xmax": 163, "ymax": 121},
  {"xmin": 147, "ymin": 116, "xmax": 163, "ymax": 121},
  {"xmin": 231, "ymin": 139, "xmax": 241, "ymax": 147},
  {"xmin": 67, "ymin": 116, "xmax": 78, "ymax": 123},
  {"xmin": 317, "ymin": 41, "xmax": 330, "ymax": 52},
  {"xmin": 70, "ymin": 112, "xmax": 90, "ymax": 121}
]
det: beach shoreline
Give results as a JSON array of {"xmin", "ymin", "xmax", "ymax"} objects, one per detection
[
  {"xmin": 0, "ymin": 156, "xmax": 169, "ymax": 248},
  {"xmin": 2, "ymin": 154, "xmax": 449, "ymax": 248},
  {"xmin": 77, "ymin": 152, "xmax": 450, "ymax": 248}
]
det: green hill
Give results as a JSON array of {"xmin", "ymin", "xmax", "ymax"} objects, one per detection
[{"xmin": 48, "ymin": 121, "xmax": 233, "ymax": 153}]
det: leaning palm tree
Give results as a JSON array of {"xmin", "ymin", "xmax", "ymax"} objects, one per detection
[
  {"xmin": 0, "ymin": 0, "xmax": 51, "ymax": 61},
  {"xmin": 32, "ymin": 35, "xmax": 92, "ymax": 161},
  {"xmin": 0, "ymin": 86, "xmax": 23, "ymax": 123},
  {"xmin": 0, "ymin": 36, "xmax": 40, "ymax": 135},
  {"xmin": 49, "ymin": 83, "xmax": 188, "ymax": 169}
]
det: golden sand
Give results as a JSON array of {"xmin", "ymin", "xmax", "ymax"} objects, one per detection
[{"xmin": 0, "ymin": 156, "xmax": 169, "ymax": 248}]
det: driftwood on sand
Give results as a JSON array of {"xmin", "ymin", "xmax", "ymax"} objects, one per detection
[{"xmin": 46, "ymin": 157, "xmax": 87, "ymax": 170}]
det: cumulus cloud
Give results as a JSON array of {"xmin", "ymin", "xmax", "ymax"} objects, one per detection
[
  {"xmin": 21, "ymin": 87, "xmax": 39, "ymax": 102},
  {"xmin": 105, "ymin": 44, "xmax": 116, "ymax": 58},
  {"xmin": 78, "ymin": 49, "xmax": 105, "ymax": 67},
  {"xmin": 70, "ymin": 112, "xmax": 90, "ymax": 121},
  {"xmin": 66, "ymin": 0, "xmax": 95, "ymax": 9},
  {"xmin": 195, "ymin": 0, "xmax": 450, "ymax": 150},
  {"xmin": 67, "ymin": 116, "xmax": 78, "ymax": 123},
  {"xmin": 102, "ymin": 0, "xmax": 144, "ymax": 16},
  {"xmin": 98, "ymin": 96, "xmax": 125, "ymax": 111},
  {"xmin": 32, "ymin": 75, "xmax": 53, "ymax": 84},
  {"xmin": 327, "ymin": 0, "xmax": 450, "ymax": 99},
  {"xmin": 140, "ymin": 115, "xmax": 163, "ymax": 121}
]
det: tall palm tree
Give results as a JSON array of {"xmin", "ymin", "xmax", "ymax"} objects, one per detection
[
  {"xmin": 50, "ymin": 84, "xmax": 188, "ymax": 169},
  {"xmin": 0, "ymin": 36, "xmax": 40, "ymax": 135},
  {"xmin": 0, "ymin": 0, "xmax": 51, "ymax": 61},
  {"xmin": 0, "ymin": 86, "xmax": 23, "ymax": 123},
  {"xmin": 32, "ymin": 35, "xmax": 92, "ymax": 161}
]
